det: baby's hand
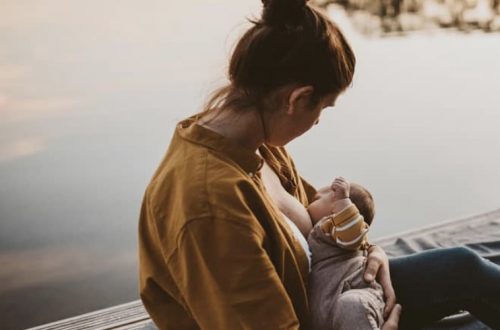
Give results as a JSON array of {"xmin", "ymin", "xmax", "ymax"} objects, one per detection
[{"xmin": 331, "ymin": 177, "xmax": 350, "ymax": 201}]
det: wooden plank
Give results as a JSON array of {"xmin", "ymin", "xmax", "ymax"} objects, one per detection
[
  {"xmin": 27, "ymin": 301, "xmax": 154, "ymax": 330},
  {"xmin": 375, "ymin": 208, "xmax": 500, "ymax": 248}
]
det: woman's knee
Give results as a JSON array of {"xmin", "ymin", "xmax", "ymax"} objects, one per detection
[
  {"xmin": 446, "ymin": 247, "xmax": 483, "ymax": 273},
  {"xmin": 391, "ymin": 246, "xmax": 482, "ymax": 275},
  {"xmin": 390, "ymin": 246, "xmax": 485, "ymax": 296}
]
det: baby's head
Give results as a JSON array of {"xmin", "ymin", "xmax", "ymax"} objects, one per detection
[{"xmin": 349, "ymin": 183, "xmax": 375, "ymax": 226}]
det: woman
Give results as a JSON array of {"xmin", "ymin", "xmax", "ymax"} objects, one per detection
[{"xmin": 138, "ymin": 0, "xmax": 500, "ymax": 329}]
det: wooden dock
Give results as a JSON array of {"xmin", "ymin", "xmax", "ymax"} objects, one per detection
[
  {"xmin": 29, "ymin": 208, "xmax": 500, "ymax": 330},
  {"xmin": 28, "ymin": 300, "xmax": 152, "ymax": 330}
]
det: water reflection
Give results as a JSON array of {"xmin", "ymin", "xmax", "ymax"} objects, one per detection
[
  {"xmin": 0, "ymin": 94, "xmax": 82, "ymax": 163},
  {"xmin": 0, "ymin": 247, "xmax": 135, "ymax": 294},
  {"xmin": 0, "ymin": 65, "xmax": 27, "ymax": 89},
  {"xmin": 0, "ymin": 137, "xmax": 47, "ymax": 163},
  {"xmin": 0, "ymin": 246, "xmax": 137, "ymax": 330},
  {"xmin": 315, "ymin": 0, "xmax": 500, "ymax": 34},
  {"xmin": 0, "ymin": 96, "xmax": 80, "ymax": 123}
]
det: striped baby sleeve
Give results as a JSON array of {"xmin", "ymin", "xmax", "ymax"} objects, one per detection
[{"xmin": 330, "ymin": 204, "xmax": 369, "ymax": 250}]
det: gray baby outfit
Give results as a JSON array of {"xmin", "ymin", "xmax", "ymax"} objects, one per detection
[{"xmin": 307, "ymin": 218, "xmax": 385, "ymax": 329}]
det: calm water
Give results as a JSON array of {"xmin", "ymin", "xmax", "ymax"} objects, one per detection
[{"xmin": 1, "ymin": 1, "xmax": 499, "ymax": 329}]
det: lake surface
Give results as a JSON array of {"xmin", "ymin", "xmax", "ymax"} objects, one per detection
[{"xmin": 1, "ymin": 1, "xmax": 499, "ymax": 329}]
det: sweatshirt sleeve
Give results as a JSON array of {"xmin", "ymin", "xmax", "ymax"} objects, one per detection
[
  {"xmin": 169, "ymin": 217, "xmax": 300, "ymax": 330},
  {"xmin": 328, "ymin": 204, "xmax": 369, "ymax": 251}
]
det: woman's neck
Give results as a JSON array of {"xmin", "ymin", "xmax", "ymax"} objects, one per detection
[{"xmin": 197, "ymin": 108, "xmax": 266, "ymax": 152}]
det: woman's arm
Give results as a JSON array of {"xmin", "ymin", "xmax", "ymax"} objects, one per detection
[{"xmin": 170, "ymin": 216, "xmax": 300, "ymax": 330}]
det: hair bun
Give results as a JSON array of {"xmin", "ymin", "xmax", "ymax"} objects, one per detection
[{"xmin": 261, "ymin": 0, "xmax": 308, "ymax": 27}]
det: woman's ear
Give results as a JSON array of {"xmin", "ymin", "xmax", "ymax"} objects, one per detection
[{"xmin": 287, "ymin": 85, "xmax": 314, "ymax": 115}]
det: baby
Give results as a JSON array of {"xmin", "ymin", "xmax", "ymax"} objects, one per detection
[{"xmin": 306, "ymin": 177, "xmax": 385, "ymax": 329}]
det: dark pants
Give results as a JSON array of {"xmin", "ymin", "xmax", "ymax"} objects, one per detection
[{"xmin": 389, "ymin": 246, "xmax": 500, "ymax": 329}]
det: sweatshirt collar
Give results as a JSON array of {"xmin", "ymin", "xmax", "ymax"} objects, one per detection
[{"xmin": 176, "ymin": 115, "xmax": 264, "ymax": 176}]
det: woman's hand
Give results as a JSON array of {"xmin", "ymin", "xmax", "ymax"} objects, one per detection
[
  {"xmin": 364, "ymin": 245, "xmax": 398, "ymax": 320},
  {"xmin": 381, "ymin": 304, "xmax": 402, "ymax": 330}
]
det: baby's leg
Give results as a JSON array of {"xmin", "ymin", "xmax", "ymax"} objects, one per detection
[{"xmin": 332, "ymin": 288, "xmax": 385, "ymax": 330}]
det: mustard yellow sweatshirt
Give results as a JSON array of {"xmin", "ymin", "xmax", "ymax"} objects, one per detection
[{"xmin": 138, "ymin": 115, "xmax": 318, "ymax": 329}]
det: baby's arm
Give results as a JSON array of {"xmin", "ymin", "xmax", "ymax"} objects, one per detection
[{"xmin": 327, "ymin": 204, "xmax": 369, "ymax": 250}]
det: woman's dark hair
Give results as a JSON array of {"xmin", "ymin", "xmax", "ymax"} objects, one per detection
[{"xmin": 198, "ymin": 0, "xmax": 356, "ymax": 118}]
